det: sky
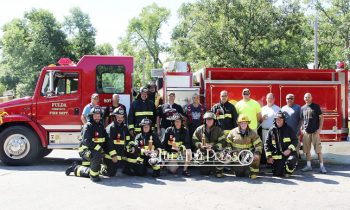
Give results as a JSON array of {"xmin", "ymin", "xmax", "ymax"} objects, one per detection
[{"xmin": 0, "ymin": 0, "xmax": 196, "ymax": 54}]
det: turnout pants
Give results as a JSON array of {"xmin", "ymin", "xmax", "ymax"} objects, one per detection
[
  {"xmin": 233, "ymin": 155, "xmax": 260, "ymax": 177},
  {"xmin": 271, "ymin": 152, "xmax": 298, "ymax": 176},
  {"xmin": 74, "ymin": 149, "xmax": 102, "ymax": 179}
]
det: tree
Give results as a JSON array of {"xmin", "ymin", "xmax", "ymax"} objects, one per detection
[
  {"xmin": 171, "ymin": 0, "xmax": 313, "ymax": 69},
  {"xmin": 315, "ymin": 0, "xmax": 350, "ymax": 69},
  {"xmin": 96, "ymin": 43, "xmax": 114, "ymax": 55},
  {"xmin": 63, "ymin": 7, "xmax": 96, "ymax": 61},
  {"xmin": 117, "ymin": 3, "xmax": 170, "ymax": 87},
  {"xmin": 0, "ymin": 9, "xmax": 68, "ymax": 96}
]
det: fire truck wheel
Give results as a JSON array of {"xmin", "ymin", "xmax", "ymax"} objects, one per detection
[
  {"xmin": 39, "ymin": 148, "xmax": 53, "ymax": 158},
  {"xmin": 0, "ymin": 126, "xmax": 40, "ymax": 165}
]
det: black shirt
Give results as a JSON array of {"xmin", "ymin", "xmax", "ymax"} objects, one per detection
[
  {"xmin": 301, "ymin": 103, "xmax": 322, "ymax": 133},
  {"xmin": 157, "ymin": 103, "xmax": 184, "ymax": 129}
]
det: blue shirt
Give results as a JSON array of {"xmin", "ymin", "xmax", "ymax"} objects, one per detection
[{"xmin": 281, "ymin": 104, "xmax": 301, "ymax": 135}]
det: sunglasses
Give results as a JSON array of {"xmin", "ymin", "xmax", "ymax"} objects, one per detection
[
  {"xmin": 286, "ymin": 98, "xmax": 294, "ymax": 100},
  {"xmin": 243, "ymin": 93, "xmax": 250, "ymax": 95}
]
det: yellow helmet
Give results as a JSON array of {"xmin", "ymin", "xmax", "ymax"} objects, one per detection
[{"xmin": 237, "ymin": 114, "xmax": 250, "ymax": 123}]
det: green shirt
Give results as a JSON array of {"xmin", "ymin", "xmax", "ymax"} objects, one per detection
[{"xmin": 235, "ymin": 99, "xmax": 261, "ymax": 129}]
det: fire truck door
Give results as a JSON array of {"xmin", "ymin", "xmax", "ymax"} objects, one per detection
[{"xmin": 36, "ymin": 71, "xmax": 82, "ymax": 131}]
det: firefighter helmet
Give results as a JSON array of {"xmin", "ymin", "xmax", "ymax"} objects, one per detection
[
  {"xmin": 139, "ymin": 118, "xmax": 152, "ymax": 127},
  {"xmin": 237, "ymin": 114, "xmax": 250, "ymax": 123},
  {"xmin": 168, "ymin": 113, "xmax": 183, "ymax": 121},
  {"xmin": 111, "ymin": 107, "xmax": 125, "ymax": 116},
  {"xmin": 203, "ymin": 111, "xmax": 216, "ymax": 120},
  {"xmin": 274, "ymin": 110, "xmax": 286, "ymax": 120},
  {"xmin": 139, "ymin": 86, "xmax": 149, "ymax": 94},
  {"xmin": 89, "ymin": 106, "xmax": 102, "ymax": 116},
  {"xmin": 148, "ymin": 80, "xmax": 156, "ymax": 87}
]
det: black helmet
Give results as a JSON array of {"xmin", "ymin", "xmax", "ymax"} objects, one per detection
[
  {"xmin": 89, "ymin": 106, "xmax": 102, "ymax": 116},
  {"xmin": 168, "ymin": 113, "xmax": 183, "ymax": 121},
  {"xmin": 139, "ymin": 86, "xmax": 149, "ymax": 94},
  {"xmin": 139, "ymin": 118, "xmax": 152, "ymax": 127},
  {"xmin": 274, "ymin": 111, "xmax": 286, "ymax": 120},
  {"xmin": 148, "ymin": 80, "xmax": 156, "ymax": 87},
  {"xmin": 111, "ymin": 107, "xmax": 125, "ymax": 116}
]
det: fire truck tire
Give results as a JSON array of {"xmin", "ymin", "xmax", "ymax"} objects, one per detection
[
  {"xmin": 0, "ymin": 126, "xmax": 40, "ymax": 165},
  {"xmin": 39, "ymin": 148, "xmax": 53, "ymax": 158}
]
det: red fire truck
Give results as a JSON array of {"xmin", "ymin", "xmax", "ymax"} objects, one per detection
[
  {"xmin": 0, "ymin": 56, "xmax": 348, "ymax": 165},
  {"xmin": 0, "ymin": 56, "xmax": 133, "ymax": 165},
  {"xmin": 158, "ymin": 63, "xmax": 349, "ymax": 164}
]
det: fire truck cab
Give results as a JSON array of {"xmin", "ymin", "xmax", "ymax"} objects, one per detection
[{"xmin": 0, "ymin": 56, "xmax": 133, "ymax": 165}]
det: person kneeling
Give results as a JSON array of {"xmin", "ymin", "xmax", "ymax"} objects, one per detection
[
  {"xmin": 126, "ymin": 118, "xmax": 162, "ymax": 177},
  {"xmin": 162, "ymin": 113, "xmax": 192, "ymax": 177},
  {"xmin": 265, "ymin": 111, "xmax": 298, "ymax": 177}
]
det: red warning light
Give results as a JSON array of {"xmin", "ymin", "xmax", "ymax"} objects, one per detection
[{"xmin": 58, "ymin": 58, "xmax": 73, "ymax": 66}]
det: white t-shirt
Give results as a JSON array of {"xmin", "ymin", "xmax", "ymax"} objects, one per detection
[{"xmin": 261, "ymin": 104, "xmax": 280, "ymax": 129}]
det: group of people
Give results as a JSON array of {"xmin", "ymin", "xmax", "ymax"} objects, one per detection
[{"xmin": 65, "ymin": 84, "xmax": 327, "ymax": 182}]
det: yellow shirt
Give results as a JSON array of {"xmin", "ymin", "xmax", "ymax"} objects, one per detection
[{"xmin": 235, "ymin": 99, "xmax": 261, "ymax": 129}]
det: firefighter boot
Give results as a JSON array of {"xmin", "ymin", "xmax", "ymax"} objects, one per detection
[
  {"xmin": 90, "ymin": 175, "xmax": 101, "ymax": 182},
  {"xmin": 152, "ymin": 170, "xmax": 161, "ymax": 178},
  {"xmin": 65, "ymin": 161, "xmax": 78, "ymax": 176},
  {"xmin": 215, "ymin": 167, "xmax": 224, "ymax": 178}
]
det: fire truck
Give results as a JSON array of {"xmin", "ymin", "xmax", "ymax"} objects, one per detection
[
  {"xmin": 0, "ymin": 56, "xmax": 133, "ymax": 165},
  {"xmin": 0, "ymin": 56, "xmax": 348, "ymax": 165},
  {"xmin": 158, "ymin": 62, "xmax": 349, "ymax": 164}
]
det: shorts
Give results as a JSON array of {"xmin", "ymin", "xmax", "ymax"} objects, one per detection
[{"xmin": 302, "ymin": 132, "xmax": 322, "ymax": 154}]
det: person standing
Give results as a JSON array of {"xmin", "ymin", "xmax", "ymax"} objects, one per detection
[
  {"xmin": 148, "ymin": 81, "xmax": 162, "ymax": 107},
  {"xmin": 81, "ymin": 93, "xmax": 99, "ymax": 124},
  {"xmin": 185, "ymin": 93, "xmax": 206, "ymax": 142},
  {"xmin": 300, "ymin": 93, "xmax": 326, "ymax": 174},
  {"xmin": 105, "ymin": 94, "xmax": 127, "ymax": 125},
  {"xmin": 281, "ymin": 94, "xmax": 301, "ymax": 138},
  {"xmin": 281, "ymin": 93, "xmax": 301, "ymax": 154},
  {"xmin": 156, "ymin": 92, "xmax": 184, "ymax": 141},
  {"xmin": 235, "ymin": 88, "xmax": 262, "ymax": 132},
  {"xmin": 261, "ymin": 93, "xmax": 280, "ymax": 144},
  {"xmin": 211, "ymin": 90, "xmax": 238, "ymax": 136},
  {"xmin": 128, "ymin": 86, "xmax": 156, "ymax": 138}
]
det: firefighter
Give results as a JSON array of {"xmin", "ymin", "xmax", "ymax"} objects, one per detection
[
  {"xmin": 104, "ymin": 107, "xmax": 131, "ymax": 177},
  {"xmin": 126, "ymin": 118, "xmax": 162, "ymax": 177},
  {"xmin": 162, "ymin": 113, "xmax": 192, "ymax": 177},
  {"xmin": 65, "ymin": 106, "xmax": 118, "ymax": 182},
  {"xmin": 211, "ymin": 90, "xmax": 238, "ymax": 136},
  {"xmin": 128, "ymin": 86, "xmax": 156, "ymax": 138},
  {"xmin": 192, "ymin": 111, "xmax": 227, "ymax": 178},
  {"xmin": 265, "ymin": 111, "xmax": 298, "ymax": 177},
  {"xmin": 148, "ymin": 80, "xmax": 162, "ymax": 107},
  {"xmin": 226, "ymin": 114, "xmax": 262, "ymax": 179}
]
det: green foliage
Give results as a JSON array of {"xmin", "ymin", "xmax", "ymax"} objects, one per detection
[
  {"xmin": 63, "ymin": 7, "xmax": 96, "ymax": 62},
  {"xmin": 0, "ymin": 9, "xmax": 68, "ymax": 97},
  {"xmin": 315, "ymin": 0, "xmax": 350, "ymax": 69},
  {"xmin": 96, "ymin": 43, "xmax": 114, "ymax": 55},
  {"xmin": 172, "ymin": 0, "xmax": 313, "ymax": 69},
  {"xmin": 117, "ymin": 3, "xmax": 170, "ymax": 88}
]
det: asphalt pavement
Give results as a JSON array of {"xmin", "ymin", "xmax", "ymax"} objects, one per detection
[{"xmin": 0, "ymin": 150, "xmax": 349, "ymax": 210}]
